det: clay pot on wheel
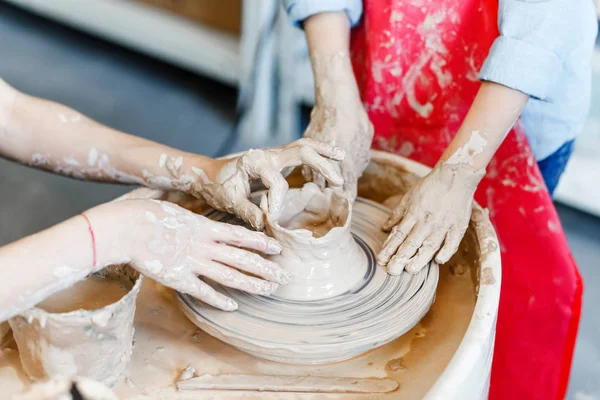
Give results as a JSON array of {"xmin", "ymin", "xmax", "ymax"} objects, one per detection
[{"xmin": 262, "ymin": 183, "xmax": 366, "ymax": 301}]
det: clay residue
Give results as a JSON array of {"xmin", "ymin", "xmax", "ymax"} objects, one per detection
[
  {"xmin": 282, "ymin": 216, "xmax": 336, "ymax": 238},
  {"xmin": 471, "ymin": 207, "xmax": 500, "ymax": 258},
  {"xmin": 177, "ymin": 374, "xmax": 399, "ymax": 393},
  {"xmin": 13, "ymin": 376, "xmax": 119, "ymax": 400},
  {"xmin": 193, "ymin": 140, "xmax": 344, "ymax": 231},
  {"xmin": 274, "ymin": 183, "xmax": 349, "ymax": 239},
  {"xmin": 304, "ymin": 51, "xmax": 374, "ymax": 201},
  {"xmin": 358, "ymin": 161, "xmax": 422, "ymax": 202},
  {"xmin": 480, "ymin": 267, "xmax": 496, "ymax": 285},
  {"xmin": 37, "ymin": 276, "xmax": 131, "ymax": 314},
  {"xmin": 3, "ymin": 254, "xmax": 477, "ymax": 400},
  {"xmin": 392, "ymin": 261, "xmax": 477, "ymax": 399},
  {"xmin": 8, "ymin": 265, "xmax": 141, "ymax": 387},
  {"xmin": 263, "ymin": 184, "xmax": 365, "ymax": 301},
  {"xmin": 444, "ymin": 130, "xmax": 488, "ymax": 166},
  {"xmin": 2, "ymin": 151, "xmax": 495, "ymax": 399}
]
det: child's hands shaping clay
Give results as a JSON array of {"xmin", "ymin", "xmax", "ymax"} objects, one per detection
[
  {"xmin": 303, "ymin": 100, "xmax": 373, "ymax": 202},
  {"xmin": 117, "ymin": 199, "xmax": 289, "ymax": 311},
  {"xmin": 193, "ymin": 139, "xmax": 345, "ymax": 231},
  {"xmin": 377, "ymin": 163, "xmax": 485, "ymax": 275}
]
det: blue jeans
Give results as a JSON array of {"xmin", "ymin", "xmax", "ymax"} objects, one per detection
[{"xmin": 537, "ymin": 140, "xmax": 575, "ymax": 196}]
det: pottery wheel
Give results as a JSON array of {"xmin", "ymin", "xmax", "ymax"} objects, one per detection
[{"xmin": 177, "ymin": 194, "xmax": 439, "ymax": 364}]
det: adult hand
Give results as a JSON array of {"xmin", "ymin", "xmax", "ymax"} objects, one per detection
[
  {"xmin": 303, "ymin": 99, "xmax": 373, "ymax": 201},
  {"xmin": 119, "ymin": 199, "xmax": 290, "ymax": 311},
  {"xmin": 376, "ymin": 163, "xmax": 485, "ymax": 275},
  {"xmin": 192, "ymin": 139, "xmax": 344, "ymax": 231}
]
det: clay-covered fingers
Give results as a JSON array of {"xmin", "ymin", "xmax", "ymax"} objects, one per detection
[
  {"xmin": 382, "ymin": 201, "xmax": 407, "ymax": 232},
  {"xmin": 312, "ymin": 170, "xmax": 328, "ymax": 189},
  {"xmin": 341, "ymin": 179, "xmax": 358, "ymax": 203},
  {"xmin": 291, "ymin": 138, "xmax": 345, "ymax": 161},
  {"xmin": 275, "ymin": 146, "xmax": 343, "ymax": 188},
  {"xmin": 177, "ymin": 273, "xmax": 238, "ymax": 311},
  {"xmin": 301, "ymin": 164, "xmax": 313, "ymax": 185},
  {"xmin": 230, "ymin": 193, "xmax": 266, "ymax": 231},
  {"xmin": 376, "ymin": 214, "xmax": 416, "ymax": 268},
  {"xmin": 435, "ymin": 223, "xmax": 468, "ymax": 264},
  {"xmin": 405, "ymin": 231, "xmax": 446, "ymax": 274},
  {"xmin": 194, "ymin": 261, "xmax": 279, "ymax": 296},
  {"xmin": 301, "ymin": 165, "xmax": 327, "ymax": 190},
  {"xmin": 257, "ymin": 168, "xmax": 289, "ymax": 221},
  {"xmin": 207, "ymin": 219, "xmax": 281, "ymax": 255},
  {"xmin": 387, "ymin": 223, "xmax": 432, "ymax": 275},
  {"xmin": 201, "ymin": 181, "xmax": 265, "ymax": 230},
  {"xmin": 298, "ymin": 146, "xmax": 344, "ymax": 187},
  {"xmin": 209, "ymin": 243, "xmax": 291, "ymax": 285}
]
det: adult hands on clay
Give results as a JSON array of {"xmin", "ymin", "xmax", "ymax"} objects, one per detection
[
  {"xmin": 193, "ymin": 139, "xmax": 345, "ymax": 231},
  {"xmin": 377, "ymin": 163, "xmax": 485, "ymax": 275},
  {"xmin": 119, "ymin": 199, "xmax": 289, "ymax": 311},
  {"xmin": 303, "ymin": 100, "xmax": 373, "ymax": 202}
]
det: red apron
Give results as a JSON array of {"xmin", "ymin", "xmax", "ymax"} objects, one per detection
[{"xmin": 350, "ymin": 1, "xmax": 582, "ymax": 398}]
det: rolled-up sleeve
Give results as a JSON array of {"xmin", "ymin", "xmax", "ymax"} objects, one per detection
[
  {"xmin": 283, "ymin": 0, "xmax": 363, "ymax": 27},
  {"xmin": 479, "ymin": 0, "xmax": 592, "ymax": 101}
]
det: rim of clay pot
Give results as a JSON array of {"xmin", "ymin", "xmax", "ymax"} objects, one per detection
[
  {"xmin": 263, "ymin": 187, "xmax": 353, "ymax": 244},
  {"xmin": 19, "ymin": 265, "xmax": 143, "ymax": 323}
]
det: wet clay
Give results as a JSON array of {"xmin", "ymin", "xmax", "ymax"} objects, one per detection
[
  {"xmin": 8, "ymin": 265, "xmax": 141, "ymax": 387},
  {"xmin": 179, "ymin": 190, "xmax": 438, "ymax": 364},
  {"xmin": 263, "ymin": 183, "xmax": 366, "ymax": 301},
  {"xmin": 1, "ymin": 151, "xmax": 497, "ymax": 399},
  {"xmin": 193, "ymin": 139, "xmax": 344, "ymax": 231},
  {"xmin": 37, "ymin": 276, "xmax": 131, "ymax": 314},
  {"xmin": 94, "ymin": 264, "xmax": 469, "ymax": 400},
  {"xmin": 304, "ymin": 51, "xmax": 374, "ymax": 200},
  {"xmin": 1, "ymin": 236, "xmax": 478, "ymax": 400},
  {"xmin": 378, "ymin": 162, "xmax": 485, "ymax": 275}
]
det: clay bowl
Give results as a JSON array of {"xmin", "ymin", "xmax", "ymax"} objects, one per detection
[{"xmin": 8, "ymin": 265, "xmax": 142, "ymax": 387}]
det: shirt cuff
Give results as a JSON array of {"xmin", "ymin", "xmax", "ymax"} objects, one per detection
[
  {"xmin": 479, "ymin": 36, "xmax": 563, "ymax": 101},
  {"xmin": 285, "ymin": 0, "xmax": 363, "ymax": 28}
]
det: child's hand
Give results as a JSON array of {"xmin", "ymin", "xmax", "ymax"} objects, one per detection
[
  {"xmin": 303, "ymin": 93, "xmax": 373, "ymax": 202},
  {"xmin": 192, "ymin": 139, "xmax": 345, "ymax": 231},
  {"xmin": 106, "ymin": 199, "xmax": 290, "ymax": 311},
  {"xmin": 376, "ymin": 163, "xmax": 485, "ymax": 275}
]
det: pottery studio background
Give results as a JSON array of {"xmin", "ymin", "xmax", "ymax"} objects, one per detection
[{"xmin": 0, "ymin": 1, "xmax": 599, "ymax": 399}]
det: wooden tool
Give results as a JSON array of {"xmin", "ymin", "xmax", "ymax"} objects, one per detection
[{"xmin": 177, "ymin": 374, "xmax": 399, "ymax": 393}]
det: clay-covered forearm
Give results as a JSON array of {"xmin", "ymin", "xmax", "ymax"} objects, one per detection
[
  {"xmin": 377, "ymin": 82, "xmax": 528, "ymax": 274},
  {"xmin": 0, "ymin": 79, "xmax": 220, "ymax": 188},
  {"xmin": 0, "ymin": 204, "xmax": 127, "ymax": 322},
  {"xmin": 439, "ymin": 81, "xmax": 529, "ymax": 171},
  {"xmin": 302, "ymin": 12, "xmax": 373, "ymax": 200},
  {"xmin": 304, "ymin": 12, "xmax": 361, "ymax": 107}
]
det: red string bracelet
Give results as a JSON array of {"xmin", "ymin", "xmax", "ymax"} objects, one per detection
[{"xmin": 80, "ymin": 213, "xmax": 97, "ymax": 269}]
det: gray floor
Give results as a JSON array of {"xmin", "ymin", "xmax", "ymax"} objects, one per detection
[{"xmin": 0, "ymin": 3, "xmax": 599, "ymax": 398}]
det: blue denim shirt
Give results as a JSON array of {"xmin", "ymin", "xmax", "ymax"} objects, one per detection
[{"xmin": 284, "ymin": 0, "xmax": 598, "ymax": 160}]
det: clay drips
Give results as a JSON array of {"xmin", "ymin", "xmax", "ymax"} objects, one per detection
[{"xmin": 262, "ymin": 183, "xmax": 366, "ymax": 301}]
